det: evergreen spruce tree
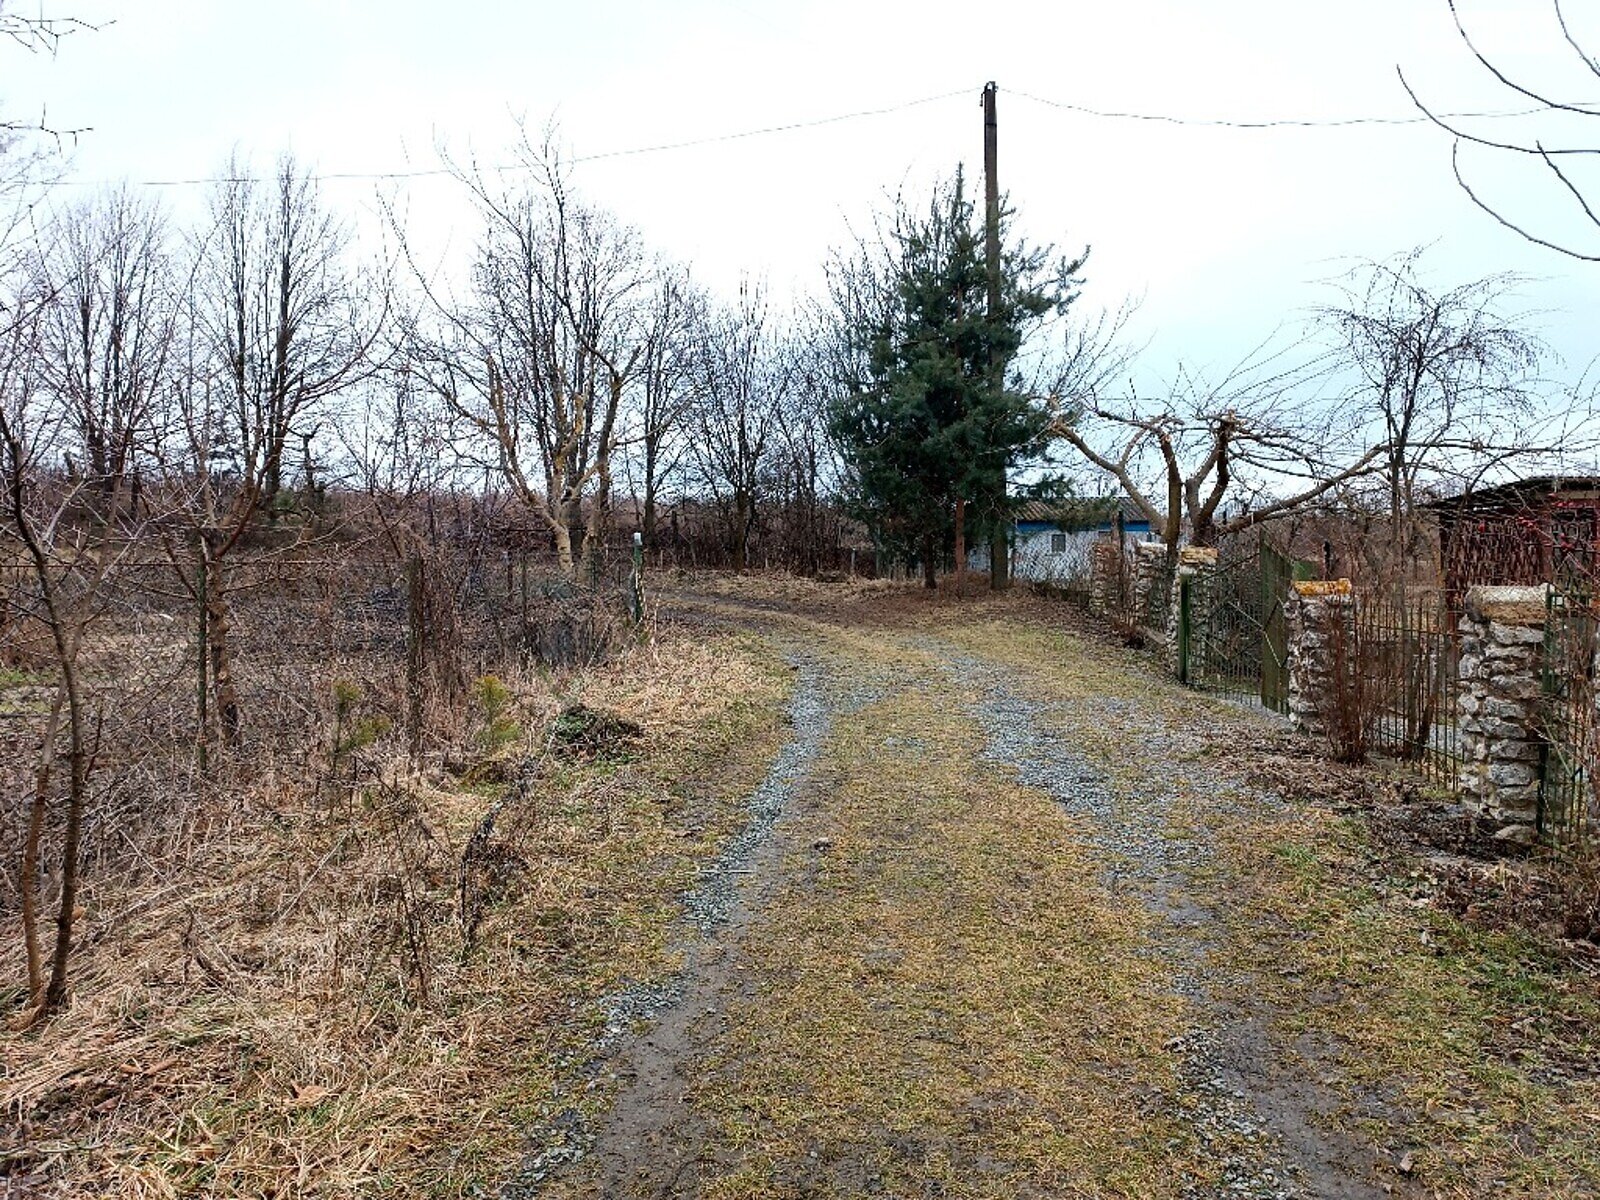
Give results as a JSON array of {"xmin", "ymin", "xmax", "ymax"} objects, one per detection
[{"xmin": 828, "ymin": 170, "xmax": 1084, "ymax": 587}]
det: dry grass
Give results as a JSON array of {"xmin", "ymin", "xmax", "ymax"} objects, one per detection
[
  {"xmin": 22, "ymin": 569, "xmax": 1599, "ymax": 1197},
  {"xmin": 1, "ymin": 626, "xmax": 792, "ymax": 1198},
  {"xmin": 686, "ymin": 680, "xmax": 1205, "ymax": 1199},
  {"xmin": 933, "ymin": 604, "xmax": 1600, "ymax": 1199},
  {"xmin": 1197, "ymin": 805, "xmax": 1600, "ymax": 1198}
]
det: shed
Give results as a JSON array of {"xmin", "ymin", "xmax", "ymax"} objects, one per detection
[
  {"xmin": 1425, "ymin": 476, "xmax": 1600, "ymax": 601},
  {"xmin": 970, "ymin": 497, "xmax": 1154, "ymax": 582}
]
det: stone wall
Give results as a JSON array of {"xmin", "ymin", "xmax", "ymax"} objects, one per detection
[
  {"xmin": 1457, "ymin": 584, "xmax": 1550, "ymax": 845},
  {"xmin": 1284, "ymin": 580, "xmax": 1357, "ymax": 757},
  {"xmin": 1088, "ymin": 537, "xmax": 1121, "ymax": 616}
]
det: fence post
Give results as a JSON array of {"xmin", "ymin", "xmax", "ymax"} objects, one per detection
[
  {"xmin": 1168, "ymin": 547, "xmax": 1217, "ymax": 684},
  {"xmin": 1132, "ymin": 542, "xmax": 1167, "ymax": 640},
  {"xmin": 406, "ymin": 552, "xmax": 425, "ymax": 763},
  {"xmin": 628, "ymin": 531, "xmax": 645, "ymax": 624},
  {"xmin": 1284, "ymin": 579, "xmax": 1357, "ymax": 756},
  {"xmin": 195, "ymin": 551, "xmax": 209, "ymax": 777},
  {"xmin": 1089, "ymin": 537, "xmax": 1117, "ymax": 616},
  {"xmin": 1456, "ymin": 584, "xmax": 1550, "ymax": 846}
]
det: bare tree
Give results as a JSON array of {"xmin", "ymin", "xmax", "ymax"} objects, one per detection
[
  {"xmin": 1052, "ymin": 342, "xmax": 1381, "ymax": 551},
  {"xmin": 624, "ymin": 267, "xmax": 701, "ymax": 549},
  {"xmin": 154, "ymin": 153, "xmax": 379, "ymax": 746},
  {"xmin": 33, "ymin": 188, "xmax": 174, "ymax": 496},
  {"xmin": 770, "ymin": 327, "xmax": 843, "ymax": 575},
  {"xmin": 403, "ymin": 135, "xmax": 647, "ymax": 578},
  {"xmin": 1404, "ymin": 0, "xmax": 1600, "ymax": 261},
  {"xmin": 0, "ymin": 251, "xmax": 149, "ymax": 1021},
  {"xmin": 689, "ymin": 280, "xmax": 787, "ymax": 572},
  {"xmin": 1, "ymin": 0, "xmax": 96, "ymax": 142},
  {"xmin": 1317, "ymin": 251, "xmax": 1545, "ymax": 578}
]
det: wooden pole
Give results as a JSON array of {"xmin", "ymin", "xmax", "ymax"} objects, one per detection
[
  {"xmin": 195, "ymin": 549, "xmax": 208, "ymax": 777},
  {"xmin": 983, "ymin": 82, "xmax": 1009, "ymax": 591}
]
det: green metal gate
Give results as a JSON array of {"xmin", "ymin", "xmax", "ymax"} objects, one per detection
[
  {"xmin": 1261, "ymin": 543, "xmax": 1315, "ymax": 713},
  {"xmin": 1182, "ymin": 539, "xmax": 1313, "ymax": 714}
]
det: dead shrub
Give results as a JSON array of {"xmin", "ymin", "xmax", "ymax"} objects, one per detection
[
  {"xmin": 1553, "ymin": 845, "xmax": 1600, "ymax": 942},
  {"xmin": 549, "ymin": 703, "xmax": 643, "ymax": 761},
  {"xmin": 522, "ymin": 579, "xmax": 629, "ymax": 668}
]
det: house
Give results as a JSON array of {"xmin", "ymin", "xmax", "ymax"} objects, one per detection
[{"xmin": 969, "ymin": 497, "xmax": 1154, "ymax": 583}]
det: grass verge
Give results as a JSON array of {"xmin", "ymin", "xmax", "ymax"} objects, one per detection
[{"xmin": 1, "ymin": 627, "xmax": 792, "ymax": 1198}]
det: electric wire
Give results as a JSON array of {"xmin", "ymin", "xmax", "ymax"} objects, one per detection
[
  {"xmin": 32, "ymin": 82, "xmax": 1592, "ymax": 191},
  {"xmin": 40, "ymin": 87, "xmax": 980, "ymax": 189},
  {"xmin": 1008, "ymin": 86, "xmax": 1590, "ymax": 129}
]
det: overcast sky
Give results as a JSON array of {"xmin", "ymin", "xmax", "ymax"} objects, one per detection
[{"xmin": 8, "ymin": 0, "xmax": 1600, "ymax": 393}]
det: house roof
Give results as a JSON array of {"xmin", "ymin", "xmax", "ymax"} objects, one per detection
[
  {"xmin": 1015, "ymin": 496, "xmax": 1149, "ymax": 530},
  {"xmin": 1419, "ymin": 475, "xmax": 1600, "ymax": 514}
]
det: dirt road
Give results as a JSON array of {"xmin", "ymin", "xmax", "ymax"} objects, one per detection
[{"xmin": 509, "ymin": 580, "xmax": 1600, "ymax": 1200}]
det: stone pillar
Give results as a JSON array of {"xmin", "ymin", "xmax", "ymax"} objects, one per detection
[
  {"xmin": 1132, "ymin": 541, "xmax": 1170, "ymax": 639},
  {"xmin": 1167, "ymin": 546, "xmax": 1217, "ymax": 680},
  {"xmin": 1088, "ymin": 536, "xmax": 1120, "ymax": 616},
  {"xmin": 1457, "ymin": 584, "xmax": 1550, "ymax": 845},
  {"xmin": 1285, "ymin": 579, "xmax": 1357, "ymax": 753}
]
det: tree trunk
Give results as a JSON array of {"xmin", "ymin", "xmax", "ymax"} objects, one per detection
[
  {"xmin": 552, "ymin": 521, "xmax": 576, "ymax": 577},
  {"xmin": 565, "ymin": 494, "xmax": 586, "ymax": 573},
  {"xmin": 585, "ymin": 459, "xmax": 612, "ymax": 582},
  {"xmin": 922, "ymin": 531, "xmax": 938, "ymax": 590},
  {"xmin": 953, "ymin": 496, "xmax": 967, "ymax": 593},
  {"xmin": 20, "ymin": 691, "xmax": 64, "ymax": 1007},
  {"xmin": 42, "ymin": 663, "xmax": 88, "ymax": 1013},
  {"xmin": 988, "ymin": 484, "xmax": 1009, "ymax": 590},
  {"xmin": 642, "ymin": 484, "xmax": 657, "ymax": 548},
  {"xmin": 205, "ymin": 555, "xmax": 241, "ymax": 747},
  {"xmin": 732, "ymin": 492, "xmax": 749, "ymax": 572}
]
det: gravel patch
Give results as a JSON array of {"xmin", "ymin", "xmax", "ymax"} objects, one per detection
[{"xmin": 682, "ymin": 659, "xmax": 829, "ymax": 934}]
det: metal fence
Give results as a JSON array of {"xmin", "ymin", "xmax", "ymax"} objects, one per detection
[
  {"xmin": 1354, "ymin": 590, "xmax": 1462, "ymax": 792},
  {"xmin": 1179, "ymin": 539, "xmax": 1310, "ymax": 714},
  {"xmin": 1540, "ymin": 588, "xmax": 1596, "ymax": 844}
]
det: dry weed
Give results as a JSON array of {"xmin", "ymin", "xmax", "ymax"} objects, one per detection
[{"xmin": 1, "ymin": 626, "xmax": 790, "ymax": 1197}]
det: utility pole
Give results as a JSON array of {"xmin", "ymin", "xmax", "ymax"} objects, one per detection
[{"xmin": 982, "ymin": 81, "xmax": 1009, "ymax": 589}]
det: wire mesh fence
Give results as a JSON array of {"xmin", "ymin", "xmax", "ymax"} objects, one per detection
[{"xmin": 0, "ymin": 533, "xmax": 647, "ymax": 894}]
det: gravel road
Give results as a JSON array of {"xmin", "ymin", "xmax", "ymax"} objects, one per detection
[
  {"xmin": 503, "ymin": 592, "xmax": 1395, "ymax": 1199},
  {"xmin": 932, "ymin": 640, "xmax": 1386, "ymax": 1200}
]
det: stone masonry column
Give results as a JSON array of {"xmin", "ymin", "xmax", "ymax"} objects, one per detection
[
  {"xmin": 1088, "ymin": 536, "xmax": 1119, "ymax": 616},
  {"xmin": 1132, "ymin": 541, "xmax": 1170, "ymax": 640},
  {"xmin": 1167, "ymin": 546, "xmax": 1217, "ymax": 680},
  {"xmin": 1284, "ymin": 579, "xmax": 1357, "ymax": 754},
  {"xmin": 1457, "ymin": 584, "xmax": 1550, "ymax": 846}
]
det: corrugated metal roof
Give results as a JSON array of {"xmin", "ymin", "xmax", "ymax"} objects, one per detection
[{"xmin": 1419, "ymin": 475, "xmax": 1600, "ymax": 512}]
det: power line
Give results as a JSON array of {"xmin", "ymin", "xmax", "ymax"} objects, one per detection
[
  {"xmin": 40, "ymin": 86, "xmax": 978, "ymax": 190},
  {"xmin": 1009, "ymin": 86, "xmax": 1589, "ymax": 129},
  {"xmin": 32, "ymin": 82, "xmax": 1590, "ymax": 193}
]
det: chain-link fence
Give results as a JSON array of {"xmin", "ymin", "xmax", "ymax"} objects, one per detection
[{"xmin": 0, "ymin": 532, "xmax": 646, "ymax": 902}]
